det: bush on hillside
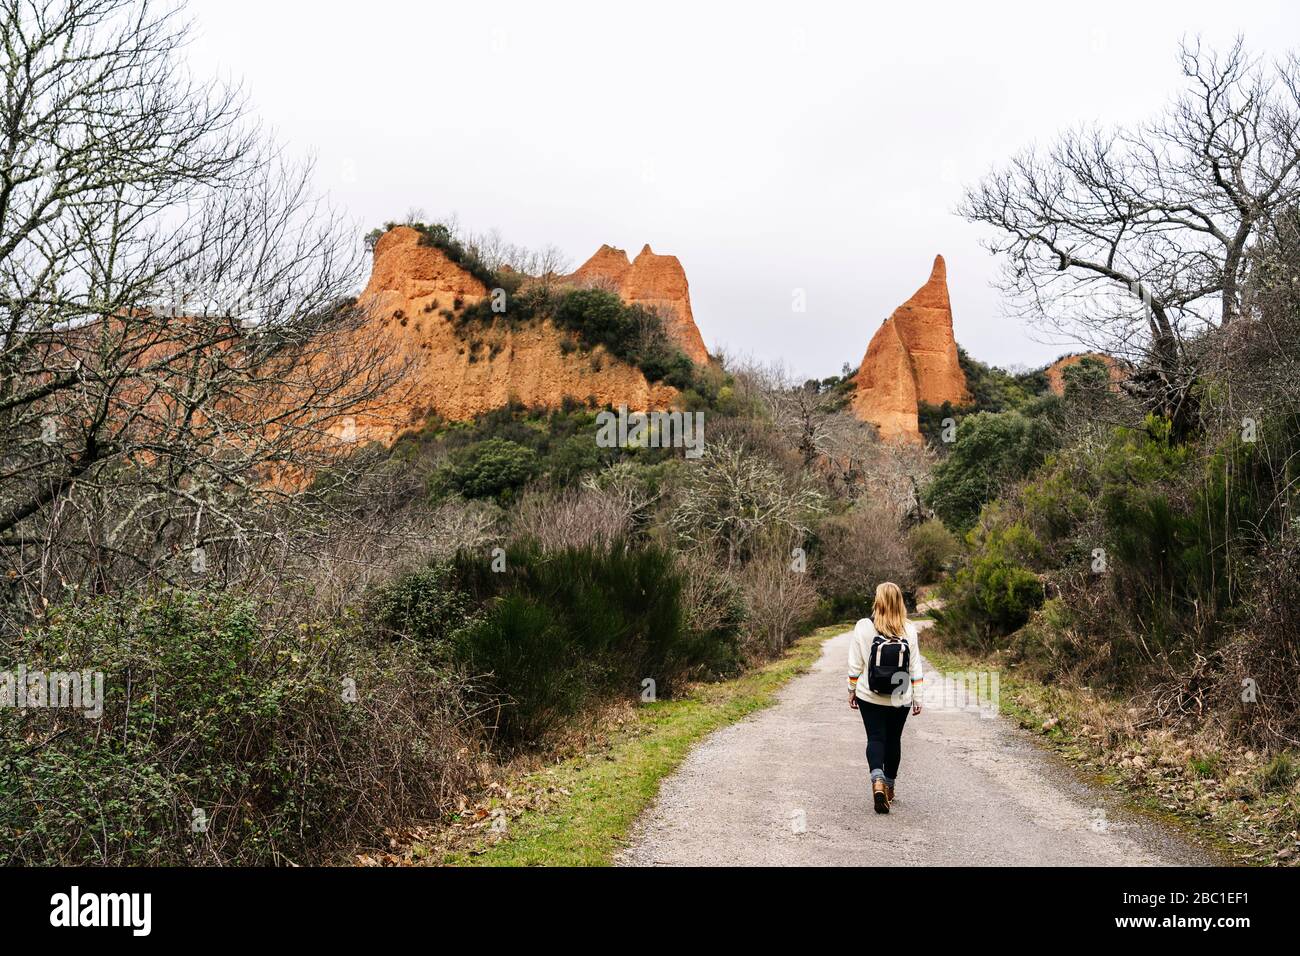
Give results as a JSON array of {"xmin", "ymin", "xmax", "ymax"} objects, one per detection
[
  {"xmin": 925, "ymin": 408, "xmax": 1060, "ymax": 532},
  {"xmin": 677, "ymin": 549, "xmax": 749, "ymax": 651},
  {"xmin": 907, "ymin": 520, "xmax": 960, "ymax": 584},
  {"xmin": 918, "ymin": 351, "xmax": 1058, "ymax": 446},
  {"xmin": 812, "ymin": 501, "xmax": 915, "ymax": 620},
  {"xmin": 959, "ymin": 347, "xmax": 1049, "ymax": 413},
  {"xmin": 368, "ymin": 562, "xmax": 480, "ymax": 655},
  {"xmin": 433, "ymin": 437, "xmax": 540, "ymax": 502},
  {"xmin": 1001, "ymin": 597, "xmax": 1097, "ymax": 677},
  {"xmin": 408, "ymin": 221, "xmax": 505, "ymax": 290},
  {"xmin": 934, "ymin": 408, "xmax": 1300, "ymax": 687},
  {"xmin": 737, "ymin": 548, "xmax": 821, "ymax": 657},
  {"xmin": 937, "ymin": 510, "xmax": 1045, "ymax": 651},
  {"xmin": 453, "ymin": 285, "xmax": 710, "ymax": 396},
  {"xmin": 400, "ymin": 405, "xmax": 631, "ymax": 486},
  {"xmin": 386, "ymin": 541, "xmax": 743, "ymax": 747},
  {"xmin": 1061, "ymin": 356, "xmax": 1112, "ymax": 401}
]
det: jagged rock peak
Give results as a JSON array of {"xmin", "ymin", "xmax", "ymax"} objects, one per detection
[
  {"xmin": 567, "ymin": 241, "xmax": 709, "ymax": 365},
  {"xmin": 850, "ymin": 254, "xmax": 969, "ymax": 442}
]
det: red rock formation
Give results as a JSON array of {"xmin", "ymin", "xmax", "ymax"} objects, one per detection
[
  {"xmin": 569, "ymin": 243, "xmax": 632, "ymax": 290},
  {"xmin": 568, "ymin": 243, "xmax": 710, "ymax": 365},
  {"xmin": 1044, "ymin": 352, "xmax": 1125, "ymax": 395},
  {"xmin": 340, "ymin": 226, "xmax": 679, "ymax": 446},
  {"xmin": 852, "ymin": 318, "xmax": 919, "ymax": 442},
  {"xmin": 851, "ymin": 255, "xmax": 970, "ymax": 442}
]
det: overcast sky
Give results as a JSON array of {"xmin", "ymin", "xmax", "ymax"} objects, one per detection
[{"xmin": 186, "ymin": 0, "xmax": 1296, "ymax": 379}]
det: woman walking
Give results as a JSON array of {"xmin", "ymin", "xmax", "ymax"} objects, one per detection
[{"xmin": 848, "ymin": 582, "xmax": 923, "ymax": 814}]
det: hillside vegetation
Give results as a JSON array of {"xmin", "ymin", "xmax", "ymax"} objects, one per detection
[
  {"xmin": 4, "ymin": 2, "xmax": 1298, "ymax": 869},
  {"xmin": 921, "ymin": 40, "xmax": 1300, "ymax": 861}
]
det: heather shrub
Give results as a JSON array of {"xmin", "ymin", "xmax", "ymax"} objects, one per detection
[{"xmin": 403, "ymin": 541, "xmax": 742, "ymax": 747}]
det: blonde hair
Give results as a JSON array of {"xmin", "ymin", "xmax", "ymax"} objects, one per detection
[{"xmin": 872, "ymin": 582, "xmax": 909, "ymax": 638}]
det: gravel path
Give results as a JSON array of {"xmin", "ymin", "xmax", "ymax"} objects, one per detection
[{"xmin": 619, "ymin": 625, "xmax": 1215, "ymax": 866}]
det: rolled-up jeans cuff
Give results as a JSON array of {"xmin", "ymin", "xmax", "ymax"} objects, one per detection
[{"xmin": 870, "ymin": 769, "xmax": 886, "ymax": 782}]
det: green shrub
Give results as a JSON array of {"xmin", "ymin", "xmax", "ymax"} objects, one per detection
[
  {"xmin": 551, "ymin": 289, "xmax": 704, "ymax": 393},
  {"xmin": 1098, "ymin": 412, "xmax": 1300, "ymax": 646},
  {"xmin": 1020, "ymin": 450, "xmax": 1097, "ymax": 550},
  {"xmin": 545, "ymin": 433, "xmax": 613, "ymax": 485},
  {"xmin": 369, "ymin": 563, "xmax": 478, "ymax": 656},
  {"xmin": 926, "ymin": 409, "xmax": 1059, "ymax": 532},
  {"xmin": 908, "ymin": 520, "xmax": 960, "ymax": 584},
  {"xmin": 444, "ymin": 541, "xmax": 739, "ymax": 746},
  {"xmin": 917, "ymin": 350, "xmax": 1053, "ymax": 444},
  {"xmin": 435, "ymin": 437, "xmax": 540, "ymax": 501},
  {"xmin": 1004, "ymin": 597, "xmax": 1077, "ymax": 675},
  {"xmin": 1258, "ymin": 752, "xmax": 1299, "ymax": 792},
  {"xmin": 450, "ymin": 592, "xmax": 589, "ymax": 743},
  {"xmin": 396, "ymin": 406, "xmax": 663, "ymax": 503},
  {"xmin": 1187, "ymin": 753, "xmax": 1223, "ymax": 779},
  {"xmin": 959, "ymin": 347, "xmax": 1049, "ymax": 413},
  {"xmin": 937, "ymin": 512, "xmax": 1045, "ymax": 650},
  {"xmin": 1061, "ymin": 356, "xmax": 1111, "ymax": 401},
  {"xmin": 0, "ymin": 588, "xmax": 476, "ymax": 865}
]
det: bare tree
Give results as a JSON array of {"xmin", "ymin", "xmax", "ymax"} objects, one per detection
[
  {"xmin": 737, "ymin": 548, "xmax": 820, "ymax": 656},
  {"xmin": 670, "ymin": 438, "xmax": 826, "ymax": 568},
  {"xmin": 507, "ymin": 463, "xmax": 665, "ymax": 553},
  {"xmin": 733, "ymin": 359, "xmax": 841, "ymax": 465},
  {"xmin": 461, "ymin": 225, "xmax": 572, "ymax": 282},
  {"xmin": 529, "ymin": 243, "xmax": 573, "ymax": 283},
  {"xmin": 814, "ymin": 499, "xmax": 916, "ymax": 603},
  {"xmin": 0, "ymin": 0, "xmax": 392, "ymax": 622},
  {"xmin": 960, "ymin": 38, "xmax": 1300, "ymax": 430}
]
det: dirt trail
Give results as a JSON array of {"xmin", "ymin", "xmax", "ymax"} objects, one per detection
[{"xmin": 619, "ymin": 625, "xmax": 1214, "ymax": 866}]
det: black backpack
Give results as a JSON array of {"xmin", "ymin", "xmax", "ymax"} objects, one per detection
[{"xmin": 866, "ymin": 630, "xmax": 910, "ymax": 696}]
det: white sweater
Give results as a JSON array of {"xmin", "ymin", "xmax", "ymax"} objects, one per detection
[{"xmin": 847, "ymin": 618, "xmax": 924, "ymax": 706}]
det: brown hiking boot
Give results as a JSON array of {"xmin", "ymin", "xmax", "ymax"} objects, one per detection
[
  {"xmin": 872, "ymin": 779, "xmax": 890, "ymax": 814},
  {"xmin": 886, "ymin": 782, "xmax": 895, "ymax": 803}
]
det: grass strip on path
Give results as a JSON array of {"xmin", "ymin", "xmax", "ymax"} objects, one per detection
[{"xmin": 430, "ymin": 623, "xmax": 843, "ymax": 866}]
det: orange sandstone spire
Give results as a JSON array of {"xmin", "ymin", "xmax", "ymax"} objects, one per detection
[
  {"xmin": 851, "ymin": 255, "xmax": 969, "ymax": 442},
  {"xmin": 568, "ymin": 242, "xmax": 710, "ymax": 365}
]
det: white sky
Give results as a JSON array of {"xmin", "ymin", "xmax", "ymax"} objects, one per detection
[{"xmin": 186, "ymin": 0, "xmax": 1297, "ymax": 379}]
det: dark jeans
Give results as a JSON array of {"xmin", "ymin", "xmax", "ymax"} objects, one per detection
[{"xmin": 858, "ymin": 700, "xmax": 909, "ymax": 782}]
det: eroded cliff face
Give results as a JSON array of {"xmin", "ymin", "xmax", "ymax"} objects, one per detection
[
  {"xmin": 567, "ymin": 243, "xmax": 710, "ymax": 365},
  {"xmin": 851, "ymin": 255, "xmax": 970, "ymax": 442},
  {"xmin": 338, "ymin": 226, "xmax": 679, "ymax": 446}
]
